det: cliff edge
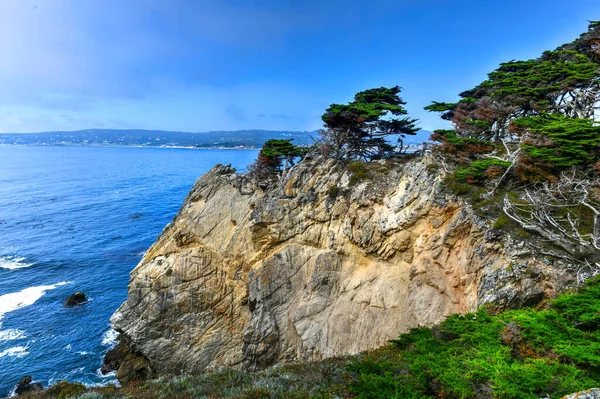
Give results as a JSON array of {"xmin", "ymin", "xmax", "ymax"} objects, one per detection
[{"xmin": 108, "ymin": 156, "xmax": 579, "ymax": 381}]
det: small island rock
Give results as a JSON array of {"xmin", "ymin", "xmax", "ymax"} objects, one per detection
[{"xmin": 64, "ymin": 292, "xmax": 87, "ymax": 307}]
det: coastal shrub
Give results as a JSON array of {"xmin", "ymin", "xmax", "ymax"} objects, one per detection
[
  {"xmin": 348, "ymin": 276, "xmax": 600, "ymax": 399},
  {"xmin": 425, "ymin": 162, "xmax": 440, "ymax": 174},
  {"xmin": 492, "ymin": 214, "xmax": 512, "ymax": 229},
  {"xmin": 43, "ymin": 381, "xmax": 86, "ymax": 399},
  {"xmin": 327, "ymin": 185, "xmax": 341, "ymax": 199},
  {"xmin": 347, "ymin": 161, "xmax": 371, "ymax": 186}
]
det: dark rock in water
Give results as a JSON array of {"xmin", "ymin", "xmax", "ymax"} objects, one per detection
[
  {"xmin": 14, "ymin": 376, "xmax": 43, "ymax": 396},
  {"xmin": 101, "ymin": 339, "xmax": 155, "ymax": 384},
  {"xmin": 101, "ymin": 341, "xmax": 129, "ymax": 374},
  {"xmin": 64, "ymin": 292, "xmax": 87, "ymax": 307}
]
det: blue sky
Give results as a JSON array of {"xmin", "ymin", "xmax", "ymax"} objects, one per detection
[{"xmin": 1, "ymin": 0, "xmax": 600, "ymax": 133}]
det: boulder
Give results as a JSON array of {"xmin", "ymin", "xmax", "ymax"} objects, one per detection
[
  {"xmin": 101, "ymin": 339, "xmax": 155, "ymax": 384},
  {"xmin": 101, "ymin": 341, "xmax": 129, "ymax": 374},
  {"xmin": 14, "ymin": 376, "xmax": 43, "ymax": 396},
  {"xmin": 64, "ymin": 292, "xmax": 87, "ymax": 307},
  {"xmin": 562, "ymin": 388, "xmax": 600, "ymax": 399}
]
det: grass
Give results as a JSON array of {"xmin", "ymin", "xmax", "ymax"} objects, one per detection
[{"xmin": 19, "ymin": 276, "xmax": 600, "ymax": 399}]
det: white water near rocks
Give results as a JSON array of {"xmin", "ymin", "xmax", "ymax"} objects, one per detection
[{"xmin": 0, "ymin": 283, "xmax": 70, "ymax": 320}]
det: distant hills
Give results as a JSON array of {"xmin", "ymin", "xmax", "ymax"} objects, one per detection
[{"xmin": 0, "ymin": 128, "xmax": 432, "ymax": 149}]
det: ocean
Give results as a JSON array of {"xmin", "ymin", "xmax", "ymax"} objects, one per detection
[{"xmin": 0, "ymin": 146, "xmax": 258, "ymax": 396}]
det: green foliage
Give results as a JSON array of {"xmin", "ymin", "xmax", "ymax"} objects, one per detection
[
  {"xmin": 511, "ymin": 114, "xmax": 600, "ymax": 180},
  {"xmin": 349, "ymin": 277, "xmax": 600, "ymax": 399},
  {"xmin": 321, "ymin": 86, "xmax": 419, "ymax": 160},
  {"xmin": 43, "ymin": 380, "xmax": 86, "ymax": 399},
  {"xmin": 347, "ymin": 161, "xmax": 371, "ymax": 186},
  {"xmin": 480, "ymin": 50, "xmax": 599, "ymax": 114},
  {"xmin": 427, "ymin": 23, "xmax": 600, "ymax": 187},
  {"xmin": 260, "ymin": 139, "xmax": 304, "ymax": 159},
  {"xmin": 492, "ymin": 214, "xmax": 512, "ymax": 229},
  {"xmin": 250, "ymin": 139, "xmax": 305, "ymax": 182},
  {"xmin": 327, "ymin": 185, "xmax": 341, "ymax": 199},
  {"xmin": 455, "ymin": 159, "xmax": 511, "ymax": 183}
]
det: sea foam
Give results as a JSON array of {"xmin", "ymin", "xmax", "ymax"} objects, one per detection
[
  {"xmin": 0, "ymin": 282, "xmax": 70, "ymax": 320},
  {"xmin": 0, "ymin": 329, "xmax": 26, "ymax": 341},
  {"xmin": 101, "ymin": 329, "xmax": 118, "ymax": 347},
  {"xmin": 0, "ymin": 256, "xmax": 34, "ymax": 270},
  {"xmin": 0, "ymin": 346, "xmax": 29, "ymax": 358}
]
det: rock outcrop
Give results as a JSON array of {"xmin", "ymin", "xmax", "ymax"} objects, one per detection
[
  {"xmin": 14, "ymin": 376, "xmax": 43, "ymax": 396},
  {"xmin": 110, "ymin": 156, "xmax": 579, "ymax": 379},
  {"xmin": 64, "ymin": 292, "xmax": 87, "ymax": 307},
  {"xmin": 563, "ymin": 389, "xmax": 600, "ymax": 399}
]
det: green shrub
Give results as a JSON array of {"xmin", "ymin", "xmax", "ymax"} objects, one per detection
[
  {"xmin": 327, "ymin": 185, "xmax": 341, "ymax": 199},
  {"xmin": 347, "ymin": 161, "xmax": 371, "ymax": 186},
  {"xmin": 426, "ymin": 162, "xmax": 440, "ymax": 174},
  {"xmin": 455, "ymin": 159, "xmax": 511, "ymax": 183},
  {"xmin": 348, "ymin": 277, "xmax": 600, "ymax": 399},
  {"xmin": 44, "ymin": 381, "xmax": 86, "ymax": 399},
  {"xmin": 493, "ymin": 215, "xmax": 511, "ymax": 229}
]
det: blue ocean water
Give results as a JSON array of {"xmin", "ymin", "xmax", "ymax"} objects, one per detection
[{"xmin": 0, "ymin": 146, "xmax": 258, "ymax": 396}]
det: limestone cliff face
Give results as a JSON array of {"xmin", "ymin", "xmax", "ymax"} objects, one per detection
[{"xmin": 110, "ymin": 157, "xmax": 579, "ymax": 378}]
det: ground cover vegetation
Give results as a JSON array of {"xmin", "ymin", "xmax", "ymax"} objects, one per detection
[{"xmin": 19, "ymin": 277, "xmax": 600, "ymax": 398}]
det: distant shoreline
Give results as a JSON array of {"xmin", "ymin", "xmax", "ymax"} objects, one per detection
[{"xmin": 0, "ymin": 144, "xmax": 261, "ymax": 150}]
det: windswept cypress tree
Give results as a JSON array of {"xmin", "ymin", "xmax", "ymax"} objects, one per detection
[
  {"xmin": 320, "ymin": 86, "xmax": 418, "ymax": 160},
  {"xmin": 424, "ymin": 21, "xmax": 600, "ymax": 259},
  {"xmin": 426, "ymin": 21, "xmax": 600, "ymax": 183}
]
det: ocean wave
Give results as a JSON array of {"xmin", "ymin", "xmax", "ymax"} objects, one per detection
[
  {"xmin": 95, "ymin": 368, "xmax": 118, "ymax": 381},
  {"xmin": 0, "ymin": 329, "xmax": 26, "ymax": 341},
  {"xmin": 101, "ymin": 329, "xmax": 118, "ymax": 347},
  {"xmin": 0, "ymin": 282, "xmax": 70, "ymax": 320},
  {"xmin": 0, "ymin": 346, "xmax": 29, "ymax": 358},
  {"xmin": 0, "ymin": 256, "xmax": 35, "ymax": 270}
]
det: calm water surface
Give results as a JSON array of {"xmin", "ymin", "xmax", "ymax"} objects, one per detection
[{"xmin": 0, "ymin": 146, "xmax": 258, "ymax": 395}]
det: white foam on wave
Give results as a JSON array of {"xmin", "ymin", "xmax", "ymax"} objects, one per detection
[
  {"xmin": 0, "ymin": 328, "xmax": 26, "ymax": 341},
  {"xmin": 95, "ymin": 367, "xmax": 118, "ymax": 382},
  {"xmin": 101, "ymin": 329, "xmax": 118, "ymax": 347},
  {"xmin": 0, "ymin": 281, "xmax": 70, "ymax": 320},
  {"xmin": 0, "ymin": 256, "xmax": 34, "ymax": 270},
  {"xmin": 0, "ymin": 345, "xmax": 29, "ymax": 358}
]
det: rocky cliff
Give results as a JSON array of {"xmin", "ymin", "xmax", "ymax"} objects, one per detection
[{"xmin": 108, "ymin": 156, "xmax": 579, "ymax": 381}]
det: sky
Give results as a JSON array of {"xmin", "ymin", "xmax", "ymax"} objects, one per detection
[{"xmin": 1, "ymin": 0, "xmax": 600, "ymax": 133}]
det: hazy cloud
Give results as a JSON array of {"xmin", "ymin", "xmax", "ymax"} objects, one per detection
[{"xmin": 0, "ymin": 0, "xmax": 598, "ymax": 132}]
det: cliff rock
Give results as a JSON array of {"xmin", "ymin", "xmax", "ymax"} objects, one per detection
[{"xmin": 110, "ymin": 157, "xmax": 579, "ymax": 378}]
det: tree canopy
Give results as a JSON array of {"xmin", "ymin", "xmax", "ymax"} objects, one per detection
[
  {"xmin": 426, "ymin": 21, "xmax": 600, "ymax": 183},
  {"xmin": 248, "ymin": 139, "xmax": 306, "ymax": 183},
  {"xmin": 320, "ymin": 86, "xmax": 418, "ymax": 160}
]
